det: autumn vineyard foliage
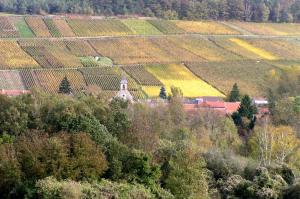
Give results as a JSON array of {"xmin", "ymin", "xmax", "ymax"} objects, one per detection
[{"xmin": 0, "ymin": 15, "xmax": 298, "ymax": 97}]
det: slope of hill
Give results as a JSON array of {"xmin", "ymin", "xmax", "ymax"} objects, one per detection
[{"xmin": 0, "ymin": 15, "xmax": 299, "ymax": 98}]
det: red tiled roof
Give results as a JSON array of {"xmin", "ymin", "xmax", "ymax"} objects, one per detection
[
  {"xmin": 225, "ymin": 102, "xmax": 240, "ymax": 114},
  {"xmin": 183, "ymin": 101, "xmax": 240, "ymax": 115}
]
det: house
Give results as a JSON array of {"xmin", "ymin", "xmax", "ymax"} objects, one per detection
[
  {"xmin": 115, "ymin": 76, "xmax": 133, "ymax": 102},
  {"xmin": 183, "ymin": 98, "xmax": 240, "ymax": 115},
  {"xmin": 252, "ymin": 97, "xmax": 270, "ymax": 117}
]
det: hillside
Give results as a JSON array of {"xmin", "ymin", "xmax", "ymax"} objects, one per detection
[{"xmin": 0, "ymin": 15, "xmax": 300, "ymax": 98}]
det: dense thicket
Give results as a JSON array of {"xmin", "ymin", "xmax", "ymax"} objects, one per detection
[{"xmin": 1, "ymin": 0, "xmax": 300, "ymax": 22}]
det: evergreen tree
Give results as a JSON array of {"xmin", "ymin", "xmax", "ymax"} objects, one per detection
[
  {"xmin": 159, "ymin": 86, "xmax": 167, "ymax": 99},
  {"xmin": 232, "ymin": 95, "xmax": 257, "ymax": 146},
  {"xmin": 58, "ymin": 76, "xmax": 71, "ymax": 94},
  {"xmin": 228, "ymin": 83, "xmax": 240, "ymax": 102}
]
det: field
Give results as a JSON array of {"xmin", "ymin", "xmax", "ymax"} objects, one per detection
[
  {"xmin": 148, "ymin": 20, "xmax": 185, "ymax": 34},
  {"xmin": 0, "ymin": 41, "xmax": 39, "ymax": 69},
  {"xmin": 121, "ymin": 19, "xmax": 162, "ymax": 35},
  {"xmin": 25, "ymin": 17, "xmax": 51, "ymax": 37},
  {"xmin": 22, "ymin": 69, "xmax": 86, "ymax": 93},
  {"xmin": 174, "ymin": 20, "xmax": 240, "ymax": 35},
  {"xmin": 0, "ymin": 16, "xmax": 299, "ymax": 99},
  {"xmin": 167, "ymin": 36, "xmax": 240, "ymax": 62},
  {"xmin": 122, "ymin": 65, "xmax": 163, "ymax": 86},
  {"xmin": 0, "ymin": 16, "xmax": 18, "ymax": 37},
  {"xmin": 65, "ymin": 40, "xmax": 98, "ymax": 57},
  {"xmin": 19, "ymin": 40, "xmax": 83, "ymax": 68},
  {"xmin": 67, "ymin": 19, "xmax": 133, "ymax": 37},
  {"xmin": 14, "ymin": 17, "xmax": 34, "ymax": 38},
  {"xmin": 0, "ymin": 70, "xmax": 26, "ymax": 90},
  {"xmin": 245, "ymin": 39, "xmax": 300, "ymax": 60},
  {"xmin": 52, "ymin": 18, "xmax": 75, "ymax": 37},
  {"xmin": 44, "ymin": 18, "xmax": 61, "ymax": 37},
  {"xmin": 145, "ymin": 63, "xmax": 224, "ymax": 97},
  {"xmin": 229, "ymin": 38, "xmax": 278, "ymax": 60},
  {"xmin": 186, "ymin": 61, "xmax": 279, "ymax": 96},
  {"xmin": 230, "ymin": 22, "xmax": 300, "ymax": 36},
  {"xmin": 90, "ymin": 37, "xmax": 176, "ymax": 64}
]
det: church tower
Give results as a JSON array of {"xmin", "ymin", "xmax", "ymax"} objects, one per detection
[{"xmin": 116, "ymin": 75, "xmax": 133, "ymax": 102}]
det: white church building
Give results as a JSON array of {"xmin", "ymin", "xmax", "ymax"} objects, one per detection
[{"xmin": 116, "ymin": 76, "xmax": 133, "ymax": 102}]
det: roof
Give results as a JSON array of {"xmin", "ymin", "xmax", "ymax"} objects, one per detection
[
  {"xmin": 0, "ymin": 89, "xmax": 30, "ymax": 96},
  {"xmin": 197, "ymin": 96, "xmax": 223, "ymax": 102},
  {"xmin": 120, "ymin": 76, "xmax": 128, "ymax": 84},
  {"xmin": 183, "ymin": 101, "xmax": 240, "ymax": 115},
  {"xmin": 225, "ymin": 102, "xmax": 241, "ymax": 114}
]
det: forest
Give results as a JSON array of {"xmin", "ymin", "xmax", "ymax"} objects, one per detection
[
  {"xmin": 0, "ymin": 0, "xmax": 300, "ymax": 22},
  {"xmin": 0, "ymin": 71, "xmax": 299, "ymax": 199}
]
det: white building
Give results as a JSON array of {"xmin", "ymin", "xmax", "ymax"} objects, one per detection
[{"xmin": 116, "ymin": 76, "xmax": 133, "ymax": 102}]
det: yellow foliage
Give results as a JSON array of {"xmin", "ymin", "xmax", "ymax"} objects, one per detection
[
  {"xmin": 174, "ymin": 20, "xmax": 239, "ymax": 35},
  {"xmin": 230, "ymin": 38, "xmax": 278, "ymax": 60},
  {"xmin": 0, "ymin": 41, "xmax": 39, "ymax": 69},
  {"xmin": 146, "ymin": 64, "xmax": 224, "ymax": 98},
  {"xmin": 142, "ymin": 86, "xmax": 161, "ymax": 97}
]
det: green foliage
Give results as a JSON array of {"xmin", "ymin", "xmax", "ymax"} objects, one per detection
[
  {"xmin": 36, "ymin": 177, "xmax": 156, "ymax": 199},
  {"xmin": 58, "ymin": 76, "xmax": 71, "ymax": 94},
  {"xmin": 283, "ymin": 184, "xmax": 300, "ymax": 199},
  {"xmin": 159, "ymin": 86, "xmax": 167, "ymax": 99},
  {"xmin": 0, "ymin": 94, "xmax": 30, "ymax": 136},
  {"xmin": 219, "ymin": 167, "xmax": 288, "ymax": 199},
  {"xmin": 228, "ymin": 83, "xmax": 240, "ymax": 102},
  {"xmin": 16, "ymin": 132, "xmax": 107, "ymax": 182},
  {"xmin": 80, "ymin": 56, "xmax": 113, "ymax": 67},
  {"xmin": 232, "ymin": 95, "xmax": 257, "ymax": 142},
  {"xmin": 15, "ymin": 18, "xmax": 34, "ymax": 37}
]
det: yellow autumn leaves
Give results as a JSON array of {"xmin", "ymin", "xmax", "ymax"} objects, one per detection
[{"xmin": 144, "ymin": 64, "xmax": 224, "ymax": 98}]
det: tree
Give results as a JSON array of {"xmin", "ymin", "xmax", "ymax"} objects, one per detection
[
  {"xmin": 159, "ymin": 86, "xmax": 167, "ymax": 99},
  {"xmin": 58, "ymin": 76, "xmax": 71, "ymax": 94},
  {"xmin": 232, "ymin": 95, "xmax": 257, "ymax": 150},
  {"xmin": 228, "ymin": 83, "xmax": 241, "ymax": 102},
  {"xmin": 250, "ymin": 124, "xmax": 300, "ymax": 166}
]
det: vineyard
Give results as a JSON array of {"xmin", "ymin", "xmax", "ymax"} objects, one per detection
[
  {"xmin": 145, "ymin": 63, "xmax": 224, "ymax": 97},
  {"xmin": 185, "ymin": 61, "xmax": 279, "ymax": 96},
  {"xmin": 0, "ymin": 16, "xmax": 18, "ymax": 37},
  {"xmin": 121, "ymin": 19, "xmax": 162, "ymax": 35},
  {"xmin": 0, "ymin": 15, "xmax": 299, "ymax": 99},
  {"xmin": 174, "ymin": 20, "xmax": 240, "ymax": 35},
  {"xmin": 230, "ymin": 22, "xmax": 300, "ymax": 36},
  {"xmin": 67, "ymin": 19, "xmax": 133, "ymax": 37},
  {"xmin": 25, "ymin": 16, "xmax": 51, "ymax": 37}
]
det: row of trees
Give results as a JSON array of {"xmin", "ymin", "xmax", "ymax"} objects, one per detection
[{"xmin": 1, "ymin": 0, "xmax": 300, "ymax": 22}]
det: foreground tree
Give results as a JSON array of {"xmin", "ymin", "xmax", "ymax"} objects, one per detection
[{"xmin": 232, "ymin": 95, "xmax": 257, "ymax": 151}]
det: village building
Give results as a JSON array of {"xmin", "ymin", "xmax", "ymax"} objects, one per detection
[{"xmin": 115, "ymin": 76, "xmax": 133, "ymax": 102}]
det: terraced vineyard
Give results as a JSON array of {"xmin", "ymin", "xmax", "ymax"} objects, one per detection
[
  {"xmin": 0, "ymin": 15, "xmax": 299, "ymax": 99},
  {"xmin": 230, "ymin": 22, "xmax": 300, "ymax": 36},
  {"xmin": 145, "ymin": 63, "xmax": 224, "ymax": 97},
  {"xmin": 174, "ymin": 20, "xmax": 240, "ymax": 35},
  {"xmin": 25, "ymin": 16, "xmax": 51, "ymax": 37},
  {"xmin": 67, "ymin": 19, "xmax": 133, "ymax": 37},
  {"xmin": 122, "ymin": 19, "xmax": 162, "ymax": 35},
  {"xmin": 186, "ymin": 61, "xmax": 279, "ymax": 96}
]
